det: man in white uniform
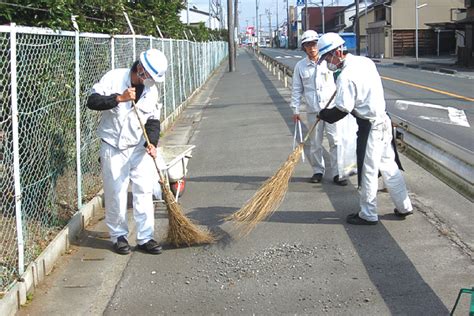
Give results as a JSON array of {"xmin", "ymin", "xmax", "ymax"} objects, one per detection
[
  {"xmin": 87, "ymin": 49, "xmax": 168, "ymax": 254},
  {"xmin": 317, "ymin": 33, "xmax": 413, "ymax": 225},
  {"xmin": 291, "ymin": 30, "xmax": 348, "ymax": 186}
]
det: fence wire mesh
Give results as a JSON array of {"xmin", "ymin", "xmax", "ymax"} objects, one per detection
[
  {"xmin": 16, "ymin": 33, "xmax": 78, "ymax": 273},
  {"xmin": 0, "ymin": 31, "xmax": 15, "ymax": 292},
  {"xmin": 0, "ymin": 25, "xmax": 227, "ymax": 292},
  {"xmin": 79, "ymin": 36, "xmax": 111, "ymax": 203}
]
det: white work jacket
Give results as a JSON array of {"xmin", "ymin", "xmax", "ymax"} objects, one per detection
[
  {"xmin": 291, "ymin": 57, "xmax": 336, "ymax": 114},
  {"xmin": 334, "ymin": 54, "xmax": 387, "ymax": 124},
  {"xmin": 92, "ymin": 69, "xmax": 161, "ymax": 150}
]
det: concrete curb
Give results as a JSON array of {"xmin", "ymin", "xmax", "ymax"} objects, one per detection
[
  {"xmin": 390, "ymin": 61, "xmax": 459, "ymax": 75},
  {"xmin": 420, "ymin": 65, "xmax": 437, "ymax": 71},
  {"xmin": 0, "ymin": 192, "xmax": 104, "ymax": 316},
  {"xmin": 439, "ymin": 68, "xmax": 457, "ymax": 74}
]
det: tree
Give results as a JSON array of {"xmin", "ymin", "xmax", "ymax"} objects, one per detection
[{"xmin": 0, "ymin": 0, "xmax": 225, "ymax": 41}]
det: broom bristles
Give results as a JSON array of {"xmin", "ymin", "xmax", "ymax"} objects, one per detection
[
  {"xmin": 162, "ymin": 183, "xmax": 215, "ymax": 247},
  {"xmin": 225, "ymin": 144, "xmax": 304, "ymax": 236}
]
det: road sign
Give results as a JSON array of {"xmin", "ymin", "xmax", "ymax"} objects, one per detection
[{"xmin": 296, "ymin": 0, "xmax": 305, "ymax": 6}]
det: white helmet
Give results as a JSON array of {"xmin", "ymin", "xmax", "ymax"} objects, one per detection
[
  {"xmin": 301, "ymin": 30, "xmax": 319, "ymax": 46},
  {"xmin": 139, "ymin": 49, "xmax": 168, "ymax": 83},
  {"xmin": 317, "ymin": 32, "xmax": 345, "ymax": 57}
]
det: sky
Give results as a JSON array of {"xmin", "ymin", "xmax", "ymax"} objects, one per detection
[{"xmin": 188, "ymin": 0, "xmax": 356, "ymax": 32}]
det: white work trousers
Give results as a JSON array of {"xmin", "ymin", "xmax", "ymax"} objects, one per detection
[
  {"xmin": 359, "ymin": 116, "xmax": 413, "ymax": 221},
  {"xmin": 306, "ymin": 112, "xmax": 338, "ymax": 178},
  {"xmin": 100, "ymin": 141, "xmax": 155, "ymax": 244}
]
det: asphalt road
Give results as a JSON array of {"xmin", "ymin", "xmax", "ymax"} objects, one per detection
[{"xmin": 261, "ymin": 48, "xmax": 474, "ymax": 152}]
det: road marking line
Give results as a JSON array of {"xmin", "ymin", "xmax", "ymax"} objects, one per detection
[
  {"xmin": 395, "ymin": 100, "xmax": 470, "ymax": 127},
  {"xmin": 448, "ymin": 107, "xmax": 470, "ymax": 127},
  {"xmin": 381, "ymin": 76, "xmax": 474, "ymax": 102},
  {"xmin": 395, "ymin": 100, "xmax": 444, "ymax": 110}
]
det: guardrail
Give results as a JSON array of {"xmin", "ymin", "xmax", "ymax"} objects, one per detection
[{"xmin": 250, "ymin": 48, "xmax": 473, "ymax": 202}]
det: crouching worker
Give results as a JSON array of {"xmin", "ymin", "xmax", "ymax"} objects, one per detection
[
  {"xmin": 87, "ymin": 49, "xmax": 168, "ymax": 254},
  {"xmin": 316, "ymin": 33, "xmax": 413, "ymax": 225}
]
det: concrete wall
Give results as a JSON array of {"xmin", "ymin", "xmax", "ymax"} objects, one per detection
[
  {"xmin": 392, "ymin": 0, "xmax": 464, "ymax": 30},
  {"xmin": 358, "ymin": 8, "xmax": 376, "ymax": 36}
]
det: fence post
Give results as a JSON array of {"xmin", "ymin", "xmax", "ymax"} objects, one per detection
[
  {"xmin": 193, "ymin": 43, "xmax": 198, "ymax": 90},
  {"xmin": 188, "ymin": 30, "xmax": 198, "ymax": 90},
  {"xmin": 161, "ymin": 39, "xmax": 167, "ymax": 119},
  {"xmin": 123, "ymin": 11, "xmax": 136, "ymax": 60},
  {"xmin": 10, "ymin": 23, "xmax": 25, "ymax": 276},
  {"xmin": 199, "ymin": 44, "xmax": 203, "ymax": 86},
  {"xmin": 169, "ymin": 39, "xmax": 176, "ymax": 112},
  {"xmin": 72, "ymin": 16, "xmax": 82, "ymax": 210},
  {"xmin": 204, "ymin": 42, "xmax": 208, "ymax": 80},
  {"xmin": 177, "ymin": 40, "xmax": 183, "ymax": 102},
  {"xmin": 181, "ymin": 40, "xmax": 187, "ymax": 99},
  {"xmin": 184, "ymin": 32, "xmax": 192, "ymax": 96},
  {"xmin": 111, "ymin": 36, "xmax": 115, "ymax": 70}
]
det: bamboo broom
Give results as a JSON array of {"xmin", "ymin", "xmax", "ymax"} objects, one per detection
[
  {"xmin": 132, "ymin": 101, "xmax": 215, "ymax": 247},
  {"xmin": 226, "ymin": 92, "xmax": 337, "ymax": 237}
]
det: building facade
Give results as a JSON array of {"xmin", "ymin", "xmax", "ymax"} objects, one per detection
[{"xmin": 357, "ymin": 0, "xmax": 464, "ymax": 58}]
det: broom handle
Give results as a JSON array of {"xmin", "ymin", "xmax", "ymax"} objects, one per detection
[
  {"xmin": 131, "ymin": 100, "xmax": 167, "ymax": 183},
  {"xmin": 302, "ymin": 90, "xmax": 337, "ymax": 144}
]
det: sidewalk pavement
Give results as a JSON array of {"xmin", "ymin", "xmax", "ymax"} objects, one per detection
[
  {"xmin": 372, "ymin": 55, "xmax": 474, "ymax": 79},
  {"xmin": 15, "ymin": 48, "xmax": 474, "ymax": 315}
]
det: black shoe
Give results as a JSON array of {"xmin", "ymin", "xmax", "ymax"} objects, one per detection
[
  {"xmin": 394, "ymin": 208, "xmax": 413, "ymax": 218},
  {"xmin": 137, "ymin": 239, "xmax": 162, "ymax": 255},
  {"xmin": 333, "ymin": 175, "xmax": 348, "ymax": 186},
  {"xmin": 310, "ymin": 173, "xmax": 323, "ymax": 183},
  {"xmin": 346, "ymin": 213, "xmax": 378, "ymax": 225},
  {"xmin": 114, "ymin": 236, "xmax": 131, "ymax": 255}
]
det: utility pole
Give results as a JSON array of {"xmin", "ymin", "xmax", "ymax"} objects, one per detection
[
  {"xmin": 364, "ymin": 0, "xmax": 368, "ymax": 56},
  {"xmin": 286, "ymin": 0, "xmax": 289, "ymax": 48},
  {"xmin": 219, "ymin": 0, "xmax": 225, "ymax": 30},
  {"xmin": 187, "ymin": 0, "xmax": 190, "ymax": 25},
  {"xmin": 355, "ymin": 0, "xmax": 360, "ymax": 55},
  {"xmin": 228, "ymin": 0, "xmax": 235, "ymax": 71},
  {"xmin": 276, "ymin": 0, "xmax": 279, "ymax": 47},
  {"xmin": 416, "ymin": 0, "xmax": 419, "ymax": 60},
  {"xmin": 209, "ymin": 0, "xmax": 212, "ymax": 29},
  {"xmin": 322, "ymin": 0, "xmax": 325, "ymax": 33},
  {"xmin": 234, "ymin": 0, "xmax": 239, "ymax": 60},
  {"xmin": 305, "ymin": 0, "xmax": 308, "ymax": 31},
  {"xmin": 256, "ymin": 0, "xmax": 259, "ymax": 49},
  {"xmin": 266, "ymin": 9, "xmax": 272, "ymax": 46}
]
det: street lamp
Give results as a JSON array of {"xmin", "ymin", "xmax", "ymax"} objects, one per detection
[
  {"xmin": 383, "ymin": 2, "xmax": 393, "ymax": 58},
  {"xmin": 415, "ymin": 0, "xmax": 427, "ymax": 61}
]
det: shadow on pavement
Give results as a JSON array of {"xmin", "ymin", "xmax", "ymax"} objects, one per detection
[{"xmin": 187, "ymin": 206, "xmax": 236, "ymax": 249}]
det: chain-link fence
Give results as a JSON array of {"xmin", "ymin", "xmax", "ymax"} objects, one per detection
[{"xmin": 0, "ymin": 24, "xmax": 227, "ymax": 292}]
